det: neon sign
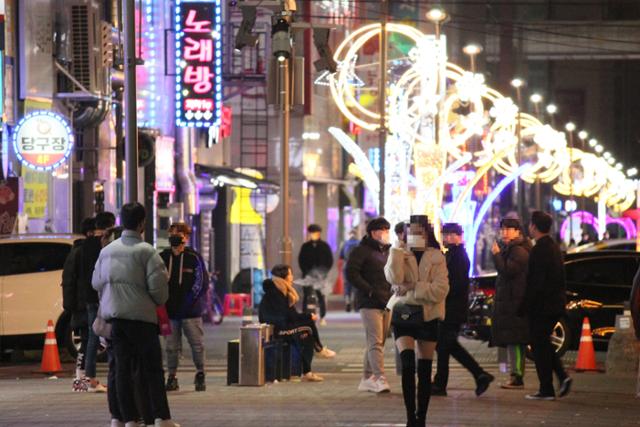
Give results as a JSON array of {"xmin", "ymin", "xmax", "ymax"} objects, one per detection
[
  {"xmin": 12, "ymin": 111, "xmax": 74, "ymax": 172},
  {"xmin": 175, "ymin": 0, "xmax": 222, "ymax": 128}
]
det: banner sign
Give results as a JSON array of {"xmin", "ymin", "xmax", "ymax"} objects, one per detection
[
  {"xmin": 23, "ymin": 168, "xmax": 47, "ymax": 218},
  {"xmin": 12, "ymin": 110, "xmax": 74, "ymax": 171},
  {"xmin": 175, "ymin": 0, "xmax": 222, "ymax": 128}
]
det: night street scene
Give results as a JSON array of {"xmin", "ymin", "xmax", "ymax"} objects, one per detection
[{"xmin": 1, "ymin": 0, "xmax": 640, "ymax": 426}]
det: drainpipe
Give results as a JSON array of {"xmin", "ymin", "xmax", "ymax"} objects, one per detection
[{"xmin": 176, "ymin": 127, "xmax": 198, "ymax": 217}]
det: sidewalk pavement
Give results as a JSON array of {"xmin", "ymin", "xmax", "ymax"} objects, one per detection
[{"xmin": 0, "ymin": 311, "xmax": 638, "ymax": 426}]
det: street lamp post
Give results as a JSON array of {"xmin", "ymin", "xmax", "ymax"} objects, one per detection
[
  {"xmin": 546, "ymin": 103, "xmax": 557, "ymax": 128},
  {"xmin": 578, "ymin": 130, "xmax": 588, "ymax": 215},
  {"xmin": 378, "ymin": 0, "xmax": 388, "ymax": 216},
  {"xmin": 123, "ymin": 0, "xmax": 138, "ymax": 203},
  {"xmin": 511, "ymin": 78, "xmax": 525, "ymax": 222},
  {"xmin": 463, "ymin": 43, "xmax": 482, "ymax": 73},
  {"xmin": 530, "ymin": 93, "xmax": 542, "ymax": 118},
  {"xmin": 566, "ymin": 122, "xmax": 576, "ymax": 245}
]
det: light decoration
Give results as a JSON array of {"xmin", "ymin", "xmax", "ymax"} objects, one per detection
[
  {"xmin": 327, "ymin": 22, "xmax": 636, "ymax": 272},
  {"xmin": 12, "ymin": 111, "xmax": 74, "ymax": 172},
  {"xmin": 136, "ymin": 0, "xmax": 160, "ymax": 127},
  {"xmin": 175, "ymin": 0, "xmax": 222, "ymax": 128},
  {"xmin": 559, "ymin": 210, "xmax": 637, "ymax": 241}
]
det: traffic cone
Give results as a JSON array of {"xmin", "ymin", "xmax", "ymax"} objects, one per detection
[
  {"xmin": 40, "ymin": 320, "xmax": 62, "ymax": 374},
  {"xmin": 333, "ymin": 259, "xmax": 344, "ymax": 295},
  {"xmin": 574, "ymin": 317, "xmax": 598, "ymax": 372}
]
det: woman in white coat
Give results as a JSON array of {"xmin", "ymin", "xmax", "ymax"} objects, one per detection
[{"xmin": 384, "ymin": 216, "xmax": 449, "ymax": 427}]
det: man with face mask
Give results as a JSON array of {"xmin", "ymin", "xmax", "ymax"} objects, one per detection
[
  {"xmin": 432, "ymin": 223, "xmax": 494, "ymax": 397},
  {"xmin": 159, "ymin": 223, "xmax": 209, "ymax": 392},
  {"xmin": 346, "ymin": 217, "xmax": 393, "ymax": 393},
  {"xmin": 298, "ymin": 224, "xmax": 334, "ymax": 324}
]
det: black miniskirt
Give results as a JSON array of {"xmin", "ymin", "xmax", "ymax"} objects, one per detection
[{"xmin": 392, "ymin": 318, "xmax": 439, "ymax": 341}]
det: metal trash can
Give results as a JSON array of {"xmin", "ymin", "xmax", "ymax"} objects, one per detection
[{"xmin": 239, "ymin": 323, "xmax": 271, "ymax": 386}]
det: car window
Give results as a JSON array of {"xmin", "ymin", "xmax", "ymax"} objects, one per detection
[
  {"xmin": 3, "ymin": 242, "xmax": 71, "ymax": 276},
  {"xmin": 565, "ymin": 256, "xmax": 639, "ymax": 304}
]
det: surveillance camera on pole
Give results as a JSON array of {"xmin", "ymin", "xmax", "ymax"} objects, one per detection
[
  {"xmin": 234, "ymin": 5, "xmax": 259, "ymax": 52},
  {"xmin": 312, "ymin": 28, "xmax": 337, "ymax": 73}
]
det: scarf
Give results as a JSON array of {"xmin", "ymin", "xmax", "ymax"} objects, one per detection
[{"xmin": 272, "ymin": 276, "xmax": 299, "ymax": 307}]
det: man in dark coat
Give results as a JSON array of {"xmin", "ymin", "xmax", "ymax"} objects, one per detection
[
  {"xmin": 62, "ymin": 217, "xmax": 95, "ymax": 390},
  {"xmin": 79, "ymin": 211, "xmax": 115, "ymax": 392},
  {"xmin": 346, "ymin": 217, "xmax": 393, "ymax": 393},
  {"xmin": 432, "ymin": 223, "xmax": 494, "ymax": 397},
  {"xmin": 491, "ymin": 217, "xmax": 531, "ymax": 389},
  {"xmin": 520, "ymin": 211, "xmax": 571, "ymax": 400},
  {"xmin": 298, "ymin": 224, "xmax": 334, "ymax": 323}
]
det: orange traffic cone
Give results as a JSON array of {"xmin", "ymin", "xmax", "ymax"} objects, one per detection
[
  {"xmin": 40, "ymin": 320, "xmax": 62, "ymax": 374},
  {"xmin": 574, "ymin": 317, "xmax": 598, "ymax": 372},
  {"xmin": 333, "ymin": 259, "xmax": 344, "ymax": 295}
]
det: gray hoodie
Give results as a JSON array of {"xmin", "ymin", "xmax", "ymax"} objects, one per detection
[{"xmin": 92, "ymin": 230, "xmax": 169, "ymax": 324}]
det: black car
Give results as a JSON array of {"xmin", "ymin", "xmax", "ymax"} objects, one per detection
[{"xmin": 462, "ymin": 250, "xmax": 640, "ymax": 356}]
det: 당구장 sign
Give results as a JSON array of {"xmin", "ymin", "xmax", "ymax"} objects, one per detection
[{"xmin": 12, "ymin": 111, "xmax": 74, "ymax": 171}]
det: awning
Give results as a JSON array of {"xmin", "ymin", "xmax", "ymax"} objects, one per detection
[{"xmin": 195, "ymin": 164, "xmax": 279, "ymax": 192}]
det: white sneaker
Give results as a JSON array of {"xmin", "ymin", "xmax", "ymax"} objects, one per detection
[
  {"xmin": 87, "ymin": 381, "xmax": 107, "ymax": 393},
  {"xmin": 154, "ymin": 420, "xmax": 181, "ymax": 427},
  {"xmin": 315, "ymin": 346, "xmax": 336, "ymax": 359},
  {"xmin": 358, "ymin": 376, "xmax": 378, "ymax": 392},
  {"xmin": 375, "ymin": 376, "xmax": 391, "ymax": 393},
  {"xmin": 110, "ymin": 419, "xmax": 125, "ymax": 427}
]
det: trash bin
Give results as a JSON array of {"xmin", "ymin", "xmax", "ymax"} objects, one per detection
[{"xmin": 239, "ymin": 323, "xmax": 271, "ymax": 386}]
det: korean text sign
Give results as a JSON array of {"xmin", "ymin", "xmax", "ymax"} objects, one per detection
[
  {"xmin": 175, "ymin": 0, "xmax": 222, "ymax": 128},
  {"xmin": 12, "ymin": 111, "xmax": 74, "ymax": 171}
]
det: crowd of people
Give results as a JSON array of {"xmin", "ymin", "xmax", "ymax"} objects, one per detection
[{"xmin": 61, "ymin": 204, "xmax": 577, "ymax": 427}]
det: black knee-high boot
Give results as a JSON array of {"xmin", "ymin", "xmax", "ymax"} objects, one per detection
[
  {"xmin": 416, "ymin": 359, "xmax": 433, "ymax": 426},
  {"xmin": 400, "ymin": 350, "xmax": 417, "ymax": 427}
]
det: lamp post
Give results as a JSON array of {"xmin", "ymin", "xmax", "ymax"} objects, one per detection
[
  {"xmin": 529, "ymin": 93, "xmax": 542, "ymax": 118},
  {"xmin": 577, "ymin": 130, "xmax": 588, "ymax": 214},
  {"xmin": 565, "ymin": 121, "xmax": 576, "ymax": 245},
  {"xmin": 462, "ymin": 43, "xmax": 482, "ymax": 73},
  {"xmin": 511, "ymin": 78, "xmax": 525, "ymax": 222},
  {"xmin": 378, "ymin": 0, "xmax": 389, "ymax": 215},
  {"xmin": 123, "ymin": 0, "xmax": 138, "ymax": 203},
  {"xmin": 427, "ymin": 8, "xmax": 447, "ymax": 39},
  {"xmin": 546, "ymin": 104, "xmax": 557, "ymax": 128}
]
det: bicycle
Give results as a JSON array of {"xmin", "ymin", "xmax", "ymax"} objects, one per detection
[{"xmin": 204, "ymin": 271, "xmax": 224, "ymax": 325}]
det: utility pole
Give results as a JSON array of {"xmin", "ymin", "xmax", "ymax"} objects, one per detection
[
  {"xmin": 280, "ymin": 55, "xmax": 292, "ymax": 265},
  {"xmin": 378, "ymin": 0, "xmax": 388, "ymax": 216},
  {"xmin": 123, "ymin": 0, "xmax": 138, "ymax": 203}
]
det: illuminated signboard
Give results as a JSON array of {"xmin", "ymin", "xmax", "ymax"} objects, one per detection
[
  {"xmin": 175, "ymin": 0, "xmax": 222, "ymax": 128},
  {"xmin": 12, "ymin": 111, "xmax": 74, "ymax": 171}
]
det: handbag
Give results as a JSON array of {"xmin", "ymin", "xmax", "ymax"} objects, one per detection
[
  {"xmin": 391, "ymin": 302, "xmax": 424, "ymax": 327},
  {"xmin": 156, "ymin": 305, "xmax": 172, "ymax": 336},
  {"xmin": 92, "ymin": 315, "xmax": 112, "ymax": 338}
]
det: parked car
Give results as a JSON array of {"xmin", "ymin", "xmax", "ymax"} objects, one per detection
[
  {"xmin": 0, "ymin": 234, "xmax": 83, "ymax": 358},
  {"xmin": 568, "ymin": 238, "xmax": 637, "ymax": 254},
  {"xmin": 462, "ymin": 250, "xmax": 640, "ymax": 357}
]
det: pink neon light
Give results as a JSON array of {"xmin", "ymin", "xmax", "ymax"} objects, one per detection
[
  {"xmin": 184, "ymin": 66, "xmax": 213, "ymax": 93},
  {"xmin": 560, "ymin": 210, "xmax": 637, "ymax": 240},
  {"xmin": 184, "ymin": 37, "xmax": 213, "ymax": 61},
  {"xmin": 184, "ymin": 9, "xmax": 211, "ymax": 33}
]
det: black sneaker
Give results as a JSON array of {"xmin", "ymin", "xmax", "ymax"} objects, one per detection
[
  {"xmin": 475, "ymin": 372, "xmax": 495, "ymax": 396},
  {"xmin": 195, "ymin": 372, "xmax": 206, "ymax": 392},
  {"xmin": 558, "ymin": 377, "xmax": 572, "ymax": 397},
  {"xmin": 431, "ymin": 384, "xmax": 447, "ymax": 396},
  {"xmin": 165, "ymin": 375, "xmax": 179, "ymax": 391},
  {"xmin": 525, "ymin": 392, "xmax": 555, "ymax": 401}
]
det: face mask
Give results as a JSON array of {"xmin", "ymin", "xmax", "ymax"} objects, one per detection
[
  {"xmin": 407, "ymin": 234, "xmax": 426, "ymax": 249},
  {"xmin": 169, "ymin": 236, "xmax": 184, "ymax": 247}
]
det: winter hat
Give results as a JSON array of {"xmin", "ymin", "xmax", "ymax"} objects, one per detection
[{"xmin": 307, "ymin": 224, "xmax": 322, "ymax": 233}]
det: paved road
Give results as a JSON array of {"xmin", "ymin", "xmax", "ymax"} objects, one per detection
[{"xmin": 0, "ymin": 310, "xmax": 638, "ymax": 426}]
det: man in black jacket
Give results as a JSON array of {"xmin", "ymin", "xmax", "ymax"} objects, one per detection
[
  {"xmin": 62, "ymin": 217, "xmax": 95, "ymax": 390},
  {"xmin": 79, "ymin": 211, "xmax": 115, "ymax": 392},
  {"xmin": 521, "ymin": 211, "xmax": 571, "ymax": 400},
  {"xmin": 432, "ymin": 223, "xmax": 494, "ymax": 397},
  {"xmin": 346, "ymin": 217, "xmax": 393, "ymax": 393},
  {"xmin": 298, "ymin": 224, "xmax": 334, "ymax": 324}
]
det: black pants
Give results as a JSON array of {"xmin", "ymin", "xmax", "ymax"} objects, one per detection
[
  {"xmin": 302, "ymin": 287, "xmax": 327, "ymax": 319},
  {"xmin": 433, "ymin": 322, "xmax": 484, "ymax": 389},
  {"xmin": 530, "ymin": 316, "xmax": 568, "ymax": 395},
  {"xmin": 111, "ymin": 319, "xmax": 171, "ymax": 422}
]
